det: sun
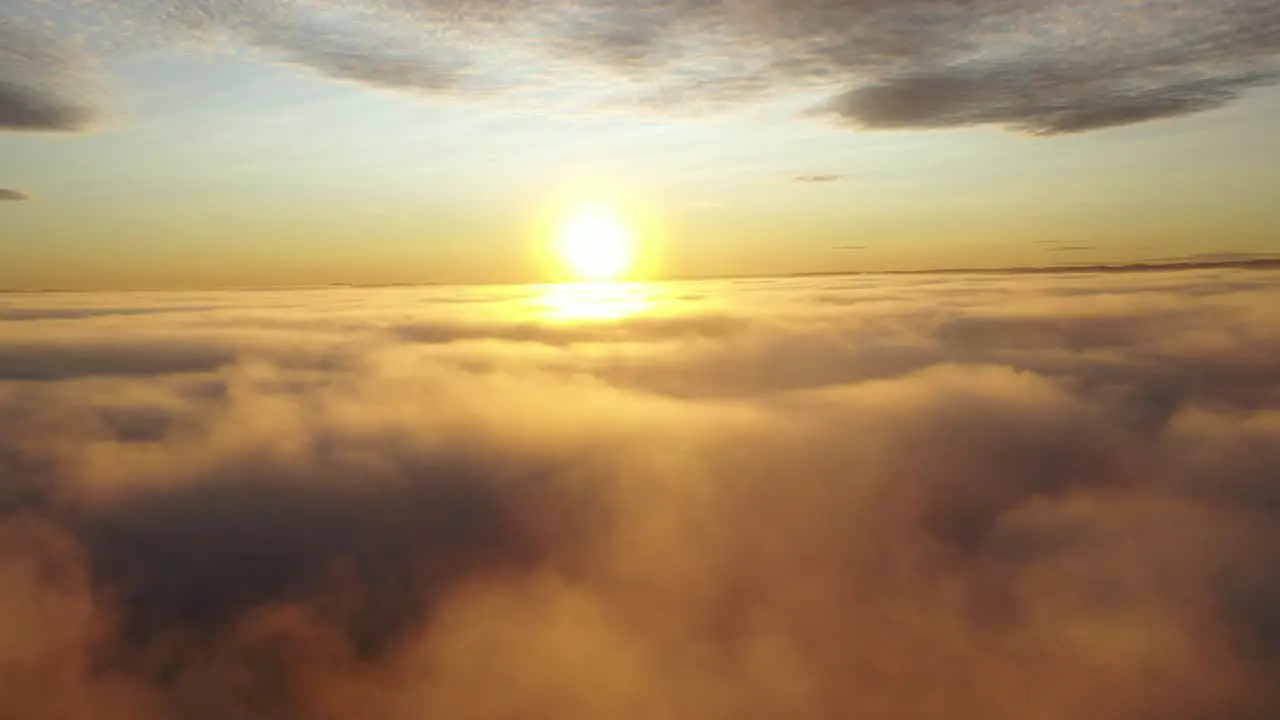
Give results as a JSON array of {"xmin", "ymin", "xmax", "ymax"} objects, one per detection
[{"xmin": 556, "ymin": 203, "xmax": 636, "ymax": 282}]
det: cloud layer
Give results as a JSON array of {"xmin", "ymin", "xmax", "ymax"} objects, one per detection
[
  {"xmin": 1, "ymin": 267, "xmax": 1279, "ymax": 719},
  {"xmin": 0, "ymin": 19, "xmax": 106, "ymax": 132},
  {"xmin": 0, "ymin": 188, "xmax": 30, "ymax": 201},
  {"xmin": 6, "ymin": 0, "xmax": 1280, "ymax": 135}
]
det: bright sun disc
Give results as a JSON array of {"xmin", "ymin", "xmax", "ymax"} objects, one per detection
[{"xmin": 557, "ymin": 204, "xmax": 635, "ymax": 281}]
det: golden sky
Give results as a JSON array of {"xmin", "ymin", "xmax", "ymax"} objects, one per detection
[{"xmin": 2, "ymin": 1, "xmax": 1279, "ymax": 288}]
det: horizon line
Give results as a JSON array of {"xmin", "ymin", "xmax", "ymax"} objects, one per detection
[{"xmin": 3, "ymin": 257, "xmax": 1278, "ymax": 294}]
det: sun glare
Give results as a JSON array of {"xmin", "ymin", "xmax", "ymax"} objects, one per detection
[
  {"xmin": 536, "ymin": 281, "xmax": 656, "ymax": 321},
  {"xmin": 556, "ymin": 203, "xmax": 636, "ymax": 282}
]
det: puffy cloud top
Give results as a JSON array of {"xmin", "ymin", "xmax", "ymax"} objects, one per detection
[{"xmin": 1, "ymin": 266, "xmax": 1279, "ymax": 719}]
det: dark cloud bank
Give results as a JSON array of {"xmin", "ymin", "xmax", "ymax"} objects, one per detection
[
  {"xmin": 0, "ymin": 188, "xmax": 30, "ymax": 201},
  {"xmin": 2, "ymin": 267, "xmax": 1279, "ymax": 719},
  {"xmin": 0, "ymin": 19, "xmax": 105, "ymax": 132},
  {"xmin": 5, "ymin": 0, "xmax": 1280, "ymax": 134}
]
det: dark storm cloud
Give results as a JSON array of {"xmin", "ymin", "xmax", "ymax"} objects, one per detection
[
  {"xmin": 0, "ymin": 20, "xmax": 107, "ymax": 132},
  {"xmin": 0, "ymin": 188, "xmax": 30, "ymax": 201},
  {"xmin": 2, "ymin": 268, "xmax": 1280, "ymax": 719},
  {"xmin": 12, "ymin": 0, "xmax": 1280, "ymax": 135}
]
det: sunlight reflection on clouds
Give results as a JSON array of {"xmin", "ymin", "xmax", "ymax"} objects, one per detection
[{"xmin": 531, "ymin": 281, "xmax": 664, "ymax": 322}]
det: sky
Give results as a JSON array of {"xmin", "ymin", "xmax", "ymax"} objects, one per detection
[
  {"xmin": 2, "ymin": 0, "xmax": 1280, "ymax": 288},
  {"xmin": 4, "ymin": 3, "xmax": 1280, "ymax": 713},
  {"xmin": 2, "ymin": 266, "xmax": 1280, "ymax": 718}
]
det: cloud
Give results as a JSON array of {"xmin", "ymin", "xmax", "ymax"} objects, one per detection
[
  {"xmin": 0, "ymin": 305, "xmax": 221, "ymax": 321},
  {"xmin": 1, "ymin": 267, "xmax": 1280, "ymax": 719},
  {"xmin": 833, "ymin": 244, "xmax": 867, "ymax": 251},
  {"xmin": 817, "ymin": 65, "xmax": 1276, "ymax": 136},
  {"xmin": 795, "ymin": 174, "xmax": 844, "ymax": 184},
  {"xmin": 0, "ymin": 189, "xmax": 30, "ymax": 201},
  {"xmin": 795, "ymin": 0, "xmax": 1280, "ymax": 134},
  {"xmin": 1146, "ymin": 251, "xmax": 1280, "ymax": 264},
  {"xmin": 0, "ymin": 20, "xmax": 108, "ymax": 132},
  {"xmin": 245, "ymin": 8, "xmax": 473, "ymax": 94},
  {"xmin": 11, "ymin": 0, "xmax": 1280, "ymax": 135},
  {"xmin": 1043, "ymin": 245, "xmax": 1095, "ymax": 252},
  {"xmin": 0, "ymin": 340, "xmax": 238, "ymax": 380}
]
